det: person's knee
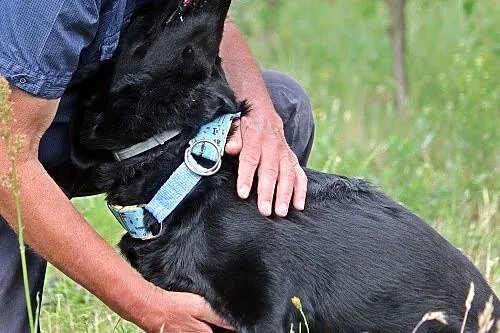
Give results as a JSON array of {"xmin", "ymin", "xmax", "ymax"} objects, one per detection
[
  {"xmin": 262, "ymin": 70, "xmax": 312, "ymax": 120},
  {"xmin": 262, "ymin": 70, "xmax": 314, "ymax": 165}
]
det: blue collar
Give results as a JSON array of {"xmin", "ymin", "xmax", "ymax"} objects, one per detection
[{"xmin": 108, "ymin": 113, "xmax": 239, "ymax": 240}]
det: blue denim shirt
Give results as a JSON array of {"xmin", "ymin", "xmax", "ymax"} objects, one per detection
[{"xmin": 0, "ymin": 0, "xmax": 154, "ymax": 167}]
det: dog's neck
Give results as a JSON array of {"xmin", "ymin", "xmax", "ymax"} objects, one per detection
[
  {"xmin": 90, "ymin": 89, "xmax": 247, "ymax": 208},
  {"xmin": 107, "ymin": 112, "xmax": 240, "ymax": 239}
]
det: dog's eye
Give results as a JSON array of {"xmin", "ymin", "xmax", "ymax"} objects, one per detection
[
  {"xmin": 131, "ymin": 43, "xmax": 148, "ymax": 58},
  {"xmin": 182, "ymin": 46, "xmax": 194, "ymax": 59}
]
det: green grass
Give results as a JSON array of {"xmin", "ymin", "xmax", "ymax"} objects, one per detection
[{"xmin": 41, "ymin": 0, "xmax": 499, "ymax": 331}]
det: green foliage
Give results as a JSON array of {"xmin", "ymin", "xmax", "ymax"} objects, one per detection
[
  {"xmin": 1, "ymin": 79, "xmax": 38, "ymax": 333},
  {"xmin": 41, "ymin": 0, "xmax": 499, "ymax": 330},
  {"xmin": 232, "ymin": 0, "xmax": 499, "ymax": 284},
  {"xmin": 463, "ymin": 0, "xmax": 477, "ymax": 16},
  {"xmin": 42, "ymin": 268, "xmax": 132, "ymax": 332}
]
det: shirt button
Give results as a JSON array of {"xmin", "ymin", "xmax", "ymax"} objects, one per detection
[{"xmin": 19, "ymin": 77, "xmax": 27, "ymax": 84}]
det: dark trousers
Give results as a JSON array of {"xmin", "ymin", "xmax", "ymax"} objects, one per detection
[{"xmin": 0, "ymin": 70, "xmax": 314, "ymax": 332}]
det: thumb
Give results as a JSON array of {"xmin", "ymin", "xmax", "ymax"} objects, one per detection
[
  {"xmin": 225, "ymin": 120, "xmax": 242, "ymax": 155},
  {"xmin": 197, "ymin": 302, "xmax": 236, "ymax": 331}
]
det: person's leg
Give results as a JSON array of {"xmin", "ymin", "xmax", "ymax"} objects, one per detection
[
  {"xmin": 262, "ymin": 70, "xmax": 315, "ymax": 166},
  {"xmin": 0, "ymin": 216, "xmax": 46, "ymax": 333}
]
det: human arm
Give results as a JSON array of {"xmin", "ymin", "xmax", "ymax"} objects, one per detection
[
  {"xmin": 0, "ymin": 86, "xmax": 233, "ymax": 333},
  {"xmin": 220, "ymin": 16, "xmax": 307, "ymax": 217}
]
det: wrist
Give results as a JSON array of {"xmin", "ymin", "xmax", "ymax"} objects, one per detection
[
  {"xmin": 246, "ymin": 106, "xmax": 283, "ymax": 131},
  {"xmin": 114, "ymin": 275, "xmax": 158, "ymax": 324}
]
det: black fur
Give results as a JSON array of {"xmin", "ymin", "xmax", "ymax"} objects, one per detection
[{"xmin": 70, "ymin": 0, "xmax": 499, "ymax": 332}]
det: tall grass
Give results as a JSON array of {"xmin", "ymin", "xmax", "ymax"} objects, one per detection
[
  {"xmin": 39, "ymin": 0, "xmax": 498, "ymax": 330},
  {"xmin": 0, "ymin": 79, "xmax": 38, "ymax": 331},
  {"xmin": 231, "ymin": 0, "xmax": 499, "ymax": 286}
]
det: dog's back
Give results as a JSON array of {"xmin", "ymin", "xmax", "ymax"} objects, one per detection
[{"xmin": 120, "ymin": 168, "xmax": 499, "ymax": 332}]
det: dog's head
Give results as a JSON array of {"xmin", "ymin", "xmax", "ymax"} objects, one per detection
[
  {"xmin": 79, "ymin": 0, "xmax": 236, "ymax": 151},
  {"xmin": 73, "ymin": 0, "xmax": 245, "ymax": 199},
  {"xmin": 112, "ymin": 0, "xmax": 231, "ymax": 90}
]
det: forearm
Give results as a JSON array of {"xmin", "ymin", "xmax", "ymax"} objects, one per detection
[
  {"xmin": 219, "ymin": 18, "xmax": 307, "ymax": 216},
  {"xmin": 0, "ymin": 86, "xmax": 149, "ymax": 324},
  {"xmin": 220, "ymin": 17, "xmax": 276, "ymax": 117},
  {"xmin": 0, "ymin": 159, "xmax": 150, "ymax": 322}
]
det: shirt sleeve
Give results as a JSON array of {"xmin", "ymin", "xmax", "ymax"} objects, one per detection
[{"xmin": 0, "ymin": 1, "xmax": 101, "ymax": 99}]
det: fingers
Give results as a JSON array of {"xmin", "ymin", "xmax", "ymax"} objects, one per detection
[
  {"xmin": 256, "ymin": 137, "xmax": 280, "ymax": 216},
  {"xmin": 195, "ymin": 298, "xmax": 236, "ymax": 331},
  {"xmin": 254, "ymin": 133, "xmax": 307, "ymax": 217},
  {"xmin": 236, "ymin": 118, "xmax": 261, "ymax": 199},
  {"xmin": 224, "ymin": 119, "xmax": 242, "ymax": 155},
  {"xmin": 141, "ymin": 289, "xmax": 235, "ymax": 333},
  {"xmin": 274, "ymin": 150, "xmax": 298, "ymax": 217},
  {"xmin": 232, "ymin": 113, "xmax": 308, "ymax": 217},
  {"xmin": 292, "ymin": 163, "xmax": 307, "ymax": 211}
]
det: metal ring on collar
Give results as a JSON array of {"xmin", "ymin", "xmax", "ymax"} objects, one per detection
[
  {"xmin": 184, "ymin": 139, "xmax": 222, "ymax": 176},
  {"xmin": 143, "ymin": 220, "xmax": 163, "ymax": 241}
]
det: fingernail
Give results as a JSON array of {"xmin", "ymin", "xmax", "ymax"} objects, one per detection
[
  {"xmin": 225, "ymin": 142, "xmax": 236, "ymax": 153},
  {"xmin": 238, "ymin": 185, "xmax": 250, "ymax": 198},
  {"xmin": 276, "ymin": 203, "xmax": 288, "ymax": 217},
  {"xmin": 296, "ymin": 199, "xmax": 305, "ymax": 210},
  {"xmin": 261, "ymin": 201, "xmax": 272, "ymax": 216}
]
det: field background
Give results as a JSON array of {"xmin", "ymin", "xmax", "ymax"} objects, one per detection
[{"xmin": 41, "ymin": 0, "xmax": 499, "ymax": 331}]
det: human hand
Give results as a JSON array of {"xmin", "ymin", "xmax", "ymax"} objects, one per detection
[
  {"xmin": 132, "ymin": 286, "xmax": 234, "ymax": 333},
  {"xmin": 225, "ymin": 109, "xmax": 307, "ymax": 217}
]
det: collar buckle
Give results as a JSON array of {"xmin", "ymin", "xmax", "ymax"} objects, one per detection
[
  {"xmin": 184, "ymin": 139, "xmax": 222, "ymax": 176},
  {"xmin": 107, "ymin": 203, "xmax": 163, "ymax": 240}
]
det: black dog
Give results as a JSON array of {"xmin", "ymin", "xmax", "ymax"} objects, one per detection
[{"xmin": 70, "ymin": 0, "xmax": 499, "ymax": 332}]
